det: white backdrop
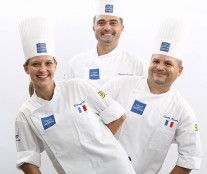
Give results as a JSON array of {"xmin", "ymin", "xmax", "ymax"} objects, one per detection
[{"xmin": 0, "ymin": 0, "xmax": 206, "ymax": 173}]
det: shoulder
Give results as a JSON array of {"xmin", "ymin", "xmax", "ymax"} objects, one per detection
[
  {"xmin": 69, "ymin": 50, "xmax": 93, "ymax": 63},
  {"xmin": 58, "ymin": 78, "xmax": 93, "ymax": 90},
  {"xmin": 105, "ymin": 76, "xmax": 145, "ymax": 89}
]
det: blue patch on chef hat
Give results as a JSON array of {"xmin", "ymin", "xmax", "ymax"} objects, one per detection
[
  {"xmin": 105, "ymin": 4, "xmax": 113, "ymax": 13},
  {"xmin": 160, "ymin": 42, "xmax": 170, "ymax": 52},
  {"xmin": 130, "ymin": 100, "xmax": 146, "ymax": 115},
  {"xmin": 36, "ymin": 43, "xmax": 47, "ymax": 53}
]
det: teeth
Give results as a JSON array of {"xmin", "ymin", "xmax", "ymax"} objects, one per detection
[{"xmin": 37, "ymin": 75, "xmax": 47, "ymax": 78}]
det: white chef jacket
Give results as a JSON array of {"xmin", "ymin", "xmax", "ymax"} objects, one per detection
[
  {"xmin": 15, "ymin": 78, "xmax": 136, "ymax": 174},
  {"xmin": 102, "ymin": 76, "xmax": 202, "ymax": 174},
  {"xmin": 66, "ymin": 45, "xmax": 147, "ymax": 88}
]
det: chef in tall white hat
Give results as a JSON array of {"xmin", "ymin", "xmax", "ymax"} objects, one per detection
[
  {"xmin": 102, "ymin": 18, "xmax": 202, "ymax": 174},
  {"xmin": 153, "ymin": 18, "xmax": 189, "ymax": 62},
  {"xmin": 66, "ymin": 0, "xmax": 147, "ymax": 88},
  {"xmin": 19, "ymin": 16, "xmax": 55, "ymax": 61},
  {"xmin": 16, "ymin": 16, "xmax": 136, "ymax": 174}
]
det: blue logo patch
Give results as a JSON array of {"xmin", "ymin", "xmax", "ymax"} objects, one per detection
[
  {"xmin": 41, "ymin": 115, "xmax": 56, "ymax": 130},
  {"xmin": 160, "ymin": 42, "xmax": 170, "ymax": 52},
  {"xmin": 89, "ymin": 69, "xmax": 100, "ymax": 80},
  {"xmin": 105, "ymin": 4, "xmax": 113, "ymax": 13},
  {"xmin": 36, "ymin": 43, "xmax": 47, "ymax": 53},
  {"xmin": 15, "ymin": 134, "xmax": 20, "ymax": 141},
  {"xmin": 130, "ymin": 100, "xmax": 146, "ymax": 115}
]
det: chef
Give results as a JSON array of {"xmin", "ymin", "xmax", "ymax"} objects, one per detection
[
  {"xmin": 102, "ymin": 18, "xmax": 202, "ymax": 174},
  {"xmin": 15, "ymin": 16, "xmax": 136, "ymax": 174}
]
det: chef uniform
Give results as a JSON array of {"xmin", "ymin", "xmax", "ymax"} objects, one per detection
[
  {"xmin": 102, "ymin": 18, "xmax": 202, "ymax": 174},
  {"xmin": 66, "ymin": 0, "xmax": 146, "ymax": 88},
  {"xmin": 15, "ymin": 16, "xmax": 136, "ymax": 174}
]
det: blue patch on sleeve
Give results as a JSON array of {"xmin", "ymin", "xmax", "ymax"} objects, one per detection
[
  {"xmin": 105, "ymin": 4, "xmax": 113, "ymax": 13},
  {"xmin": 89, "ymin": 69, "xmax": 100, "ymax": 80},
  {"xmin": 41, "ymin": 115, "xmax": 56, "ymax": 130},
  {"xmin": 36, "ymin": 43, "xmax": 47, "ymax": 53},
  {"xmin": 160, "ymin": 42, "xmax": 170, "ymax": 52},
  {"xmin": 130, "ymin": 100, "xmax": 146, "ymax": 115}
]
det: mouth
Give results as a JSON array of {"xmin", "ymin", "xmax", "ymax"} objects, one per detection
[{"xmin": 36, "ymin": 75, "xmax": 48, "ymax": 79}]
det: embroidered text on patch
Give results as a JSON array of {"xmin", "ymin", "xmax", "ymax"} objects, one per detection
[
  {"xmin": 105, "ymin": 4, "xmax": 113, "ymax": 13},
  {"xmin": 36, "ymin": 43, "xmax": 47, "ymax": 53},
  {"xmin": 160, "ymin": 42, "xmax": 170, "ymax": 52},
  {"xmin": 130, "ymin": 100, "xmax": 146, "ymax": 115},
  {"xmin": 41, "ymin": 115, "xmax": 56, "ymax": 130},
  {"xmin": 89, "ymin": 69, "xmax": 100, "ymax": 80}
]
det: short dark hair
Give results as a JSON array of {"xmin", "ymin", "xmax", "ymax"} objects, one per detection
[{"xmin": 93, "ymin": 16, "xmax": 123, "ymax": 25}]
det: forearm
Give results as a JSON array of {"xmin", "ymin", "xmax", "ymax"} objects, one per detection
[
  {"xmin": 21, "ymin": 163, "xmax": 42, "ymax": 174},
  {"xmin": 170, "ymin": 165, "xmax": 191, "ymax": 174},
  {"xmin": 106, "ymin": 114, "xmax": 126, "ymax": 134}
]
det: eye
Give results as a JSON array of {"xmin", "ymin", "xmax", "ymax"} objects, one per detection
[
  {"xmin": 165, "ymin": 62, "xmax": 173, "ymax": 66},
  {"xmin": 31, "ymin": 62, "xmax": 40, "ymax": 67},
  {"xmin": 110, "ymin": 21, "xmax": 118, "ymax": 26},
  {"xmin": 45, "ymin": 61, "xmax": 53, "ymax": 66},
  {"xmin": 97, "ymin": 20, "xmax": 106, "ymax": 26},
  {"xmin": 152, "ymin": 60, "xmax": 159, "ymax": 64}
]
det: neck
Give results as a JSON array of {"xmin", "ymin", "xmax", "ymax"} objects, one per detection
[
  {"xmin": 147, "ymin": 79, "xmax": 171, "ymax": 94},
  {"xmin": 97, "ymin": 43, "xmax": 118, "ymax": 56},
  {"xmin": 34, "ymin": 82, "xmax": 55, "ymax": 101}
]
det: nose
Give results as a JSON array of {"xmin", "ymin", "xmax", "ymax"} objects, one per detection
[
  {"xmin": 38, "ymin": 64, "xmax": 47, "ymax": 72},
  {"xmin": 157, "ymin": 63, "xmax": 164, "ymax": 70},
  {"xmin": 104, "ymin": 22, "xmax": 111, "ymax": 31}
]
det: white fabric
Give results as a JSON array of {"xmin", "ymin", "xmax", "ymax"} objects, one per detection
[
  {"xmin": 19, "ymin": 16, "xmax": 55, "ymax": 61},
  {"xmin": 102, "ymin": 76, "xmax": 202, "ymax": 174},
  {"xmin": 93, "ymin": 0, "xmax": 122, "ymax": 18},
  {"xmin": 15, "ymin": 79, "xmax": 136, "ymax": 174},
  {"xmin": 66, "ymin": 46, "xmax": 147, "ymax": 88},
  {"xmin": 153, "ymin": 18, "xmax": 188, "ymax": 61}
]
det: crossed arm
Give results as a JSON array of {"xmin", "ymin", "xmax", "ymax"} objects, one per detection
[
  {"xmin": 106, "ymin": 114, "xmax": 126, "ymax": 134},
  {"xmin": 170, "ymin": 165, "xmax": 191, "ymax": 174},
  {"xmin": 21, "ymin": 163, "xmax": 42, "ymax": 174}
]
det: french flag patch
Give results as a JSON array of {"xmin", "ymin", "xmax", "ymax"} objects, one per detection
[
  {"xmin": 164, "ymin": 119, "xmax": 174, "ymax": 128},
  {"xmin": 77, "ymin": 104, "xmax": 87, "ymax": 113}
]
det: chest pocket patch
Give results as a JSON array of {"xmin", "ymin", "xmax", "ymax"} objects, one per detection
[
  {"xmin": 130, "ymin": 100, "xmax": 146, "ymax": 115},
  {"xmin": 41, "ymin": 115, "xmax": 56, "ymax": 130},
  {"xmin": 89, "ymin": 68, "xmax": 100, "ymax": 80}
]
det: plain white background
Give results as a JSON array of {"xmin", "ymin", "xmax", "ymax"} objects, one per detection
[{"xmin": 0, "ymin": 0, "xmax": 206, "ymax": 173}]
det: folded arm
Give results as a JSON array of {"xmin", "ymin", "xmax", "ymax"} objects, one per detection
[
  {"xmin": 21, "ymin": 163, "xmax": 42, "ymax": 174},
  {"xmin": 170, "ymin": 165, "xmax": 191, "ymax": 174},
  {"xmin": 106, "ymin": 114, "xmax": 126, "ymax": 134}
]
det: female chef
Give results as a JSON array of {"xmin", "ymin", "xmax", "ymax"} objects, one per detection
[{"xmin": 15, "ymin": 16, "xmax": 136, "ymax": 174}]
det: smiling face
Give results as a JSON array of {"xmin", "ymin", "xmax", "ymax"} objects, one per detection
[
  {"xmin": 93, "ymin": 15, "xmax": 124, "ymax": 48},
  {"xmin": 148, "ymin": 54, "xmax": 183, "ymax": 93},
  {"xmin": 24, "ymin": 55, "xmax": 57, "ymax": 93}
]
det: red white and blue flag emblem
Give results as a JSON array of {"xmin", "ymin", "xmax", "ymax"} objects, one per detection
[{"xmin": 164, "ymin": 119, "xmax": 174, "ymax": 128}]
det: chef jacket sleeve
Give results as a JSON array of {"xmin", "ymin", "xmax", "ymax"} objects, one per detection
[
  {"xmin": 175, "ymin": 105, "xmax": 202, "ymax": 170},
  {"xmin": 78, "ymin": 79, "xmax": 125, "ymax": 124},
  {"xmin": 15, "ymin": 112, "xmax": 44, "ymax": 169}
]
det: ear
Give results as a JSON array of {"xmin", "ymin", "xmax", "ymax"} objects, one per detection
[
  {"xmin": 121, "ymin": 25, "xmax": 124, "ymax": 32},
  {"xmin": 178, "ymin": 66, "xmax": 183, "ymax": 76},
  {"xmin": 23, "ymin": 64, "xmax": 29, "ymax": 74},
  {"xmin": 55, "ymin": 61, "xmax": 58, "ymax": 69},
  {"xmin": 92, "ymin": 26, "xmax": 95, "ymax": 32}
]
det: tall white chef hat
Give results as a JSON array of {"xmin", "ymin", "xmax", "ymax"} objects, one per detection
[
  {"xmin": 19, "ymin": 16, "xmax": 55, "ymax": 61},
  {"xmin": 93, "ymin": 0, "xmax": 122, "ymax": 18},
  {"xmin": 153, "ymin": 18, "xmax": 188, "ymax": 61}
]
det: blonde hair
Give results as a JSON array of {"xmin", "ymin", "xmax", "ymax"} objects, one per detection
[{"xmin": 29, "ymin": 81, "xmax": 34, "ymax": 97}]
